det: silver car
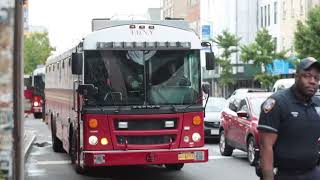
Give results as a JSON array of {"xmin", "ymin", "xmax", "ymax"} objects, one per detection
[{"xmin": 204, "ymin": 97, "xmax": 227, "ymax": 139}]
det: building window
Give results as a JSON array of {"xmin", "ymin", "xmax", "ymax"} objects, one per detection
[
  {"xmin": 273, "ymin": 37, "xmax": 277, "ymax": 50},
  {"xmin": 264, "ymin": 6, "xmax": 267, "ymax": 27},
  {"xmin": 283, "ymin": 1, "xmax": 286, "ymax": 20},
  {"xmin": 261, "ymin": 6, "xmax": 263, "ymax": 27},
  {"xmin": 274, "ymin": 2, "xmax": 277, "ymax": 24},
  {"xmin": 291, "ymin": 0, "xmax": 294, "ymax": 18},
  {"xmin": 188, "ymin": 0, "xmax": 198, "ymax": 7},
  {"xmin": 300, "ymin": 0, "xmax": 304, "ymax": 16},
  {"xmin": 268, "ymin": 4, "xmax": 270, "ymax": 26}
]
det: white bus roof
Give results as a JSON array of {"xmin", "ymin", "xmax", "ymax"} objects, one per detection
[
  {"xmin": 33, "ymin": 66, "xmax": 45, "ymax": 75},
  {"xmin": 84, "ymin": 20, "xmax": 201, "ymax": 50},
  {"xmin": 46, "ymin": 20, "xmax": 202, "ymax": 65}
]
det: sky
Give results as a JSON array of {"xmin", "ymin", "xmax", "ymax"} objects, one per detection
[{"xmin": 28, "ymin": 0, "xmax": 161, "ymax": 52}]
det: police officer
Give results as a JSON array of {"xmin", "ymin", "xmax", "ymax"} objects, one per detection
[{"xmin": 258, "ymin": 57, "xmax": 320, "ymax": 180}]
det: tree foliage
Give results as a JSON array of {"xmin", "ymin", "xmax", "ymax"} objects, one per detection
[
  {"xmin": 212, "ymin": 30, "xmax": 241, "ymax": 87},
  {"xmin": 24, "ymin": 32, "xmax": 54, "ymax": 74},
  {"xmin": 295, "ymin": 6, "xmax": 320, "ymax": 59},
  {"xmin": 241, "ymin": 28, "xmax": 286, "ymax": 89}
]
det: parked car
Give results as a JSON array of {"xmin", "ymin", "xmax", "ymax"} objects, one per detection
[
  {"xmin": 227, "ymin": 88, "xmax": 268, "ymax": 100},
  {"xmin": 204, "ymin": 97, "xmax": 227, "ymax": 139},
  {"xmin": 272, "ymin": 78, "xmax": 295, "ymax": 92},
  {"xmin": 219, "ymin": 92, "xmax": 272, "ymax": 165}
]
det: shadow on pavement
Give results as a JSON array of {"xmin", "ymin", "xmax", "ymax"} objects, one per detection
[{"xmin": 82, "ymin": 165, "xmax": 185, "ymax": 180}]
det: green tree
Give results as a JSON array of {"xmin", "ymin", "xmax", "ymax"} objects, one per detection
[
  {"xmin": 241, "ymin": 28, "xmax": 286, "ymax": 89},
  {"xmin": 212, "ymin": 30, "xmax": 241, "ymax": 96},
  {"xmin": 295, "ymin": 6, "xmax": 320, "ymax": 59},
  {"xmin": 24, "ymin": 32, "xmax": 54, "ymax": 74}
]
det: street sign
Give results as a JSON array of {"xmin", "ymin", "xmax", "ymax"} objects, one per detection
[{"xmin": 202, "ymin": 25, "xmax": 211, "ymax": 40}]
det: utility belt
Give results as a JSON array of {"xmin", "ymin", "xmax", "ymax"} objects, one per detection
[
  {"xmin": 255, "ymin": 160, "xmax": 317, "ymax": 177},
  {"xmin": 275, "ymin": 166, "xmax": 317, "ymax": 176}
]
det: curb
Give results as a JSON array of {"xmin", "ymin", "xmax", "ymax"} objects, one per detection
[{"xmin": 24, "ymin": 130, "xmax": 36, "ymax": 160}]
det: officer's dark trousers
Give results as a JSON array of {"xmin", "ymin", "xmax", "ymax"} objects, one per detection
[{"xmin": 275, "ymin": 166, "xmax": 320, "ymax": 180}]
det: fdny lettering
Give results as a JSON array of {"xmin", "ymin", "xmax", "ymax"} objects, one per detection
[{"xmin": 131, "ymin": 29, "xmax": 153, "ymax": 36}]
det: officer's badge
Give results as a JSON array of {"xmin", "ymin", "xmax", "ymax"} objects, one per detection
[{"xmin": 263, "ymin": 98, "xmax": 276, "ymax": 113}]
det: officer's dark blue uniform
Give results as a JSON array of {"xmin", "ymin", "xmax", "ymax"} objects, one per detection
[{"xmin": 258, "ymin": 57, "xmax": 320, "ymax": 180}]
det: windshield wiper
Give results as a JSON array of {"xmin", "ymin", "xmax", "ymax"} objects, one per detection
[{"xmin": 183, "ymin": 95, "xmax": 206, "ymax": 113}]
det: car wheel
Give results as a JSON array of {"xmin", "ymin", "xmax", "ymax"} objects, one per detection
[
  {"xmin": 219, "ymin": 130, "xmax": 233, "ymax": 156},
  {"xmin": 165, "ymin": 163, "xmax": 184, "ymax": 171},
  {"xmin": 247, "ymin": 136, "xmax": 258, "ymax": 166}
]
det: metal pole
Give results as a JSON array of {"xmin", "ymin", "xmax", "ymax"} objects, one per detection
[{"xmin": 13, "ymin": 0, "xmax": 24, "ymax": 179}]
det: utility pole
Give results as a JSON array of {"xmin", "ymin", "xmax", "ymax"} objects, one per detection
[{"xmin": 13, "ymin": 0, "xmax": 24, "ymax": 179}]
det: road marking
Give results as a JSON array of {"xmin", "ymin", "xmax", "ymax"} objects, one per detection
[
  {"xmin": 37, "ymin": 160, "xmax": 71, "ymax": 165},
  {"xmin": 209, "ymin": 155, "xmax": 232, "ymax": 160},
  {"xmin": 27, "ymin": 169, "xmax": 46, "ymax": 176}
]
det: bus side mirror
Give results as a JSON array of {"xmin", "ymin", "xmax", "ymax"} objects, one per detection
[
  {"xmin": 202, "ymin": 82, "xmax": 210, "ymax": 94},
  {"xmin": 78, "ymin": 84, "xmax": 98, "ymax": 96},
  {"xmin": 72, "ymin": 53, "xmax": 83, "ymax": 75},
  {"xmin": 205, "ymin": 52, "xmax": 215, "ymax": 70}
]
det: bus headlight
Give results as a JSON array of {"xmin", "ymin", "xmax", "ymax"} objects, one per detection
[
  {"xmin": 101, "ymin": 138, "xmax": 108, "ymax": 145},
  {"xmin": 183, "ymin": 136, "xmax": 190, "ymax": 143},
  {"xmin": 89, "ymin": 136, "xmax": 98, "ymax": 145},
  {"xmin": 192, "ymin": 133, "xmax": 201, "ymax": 142},
  {"xmin": 33, "ymin": 101, "xmax": 39, "ymax": 107}
]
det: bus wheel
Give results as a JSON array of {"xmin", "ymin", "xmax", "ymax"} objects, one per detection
[
  {"xmin": 34, "ymin": 112, "xmax": 43, "ymax": 119},
  {"xmin": 51, "ymin": 118, "xmax": 64, "ymax": 152},
  {"xmin": 71, "ymin": 130, "xmax": 87, "ymax": 174},
  {"xmin": 165, "ymin": 163, "xmax": 184, "ymax": 171}
]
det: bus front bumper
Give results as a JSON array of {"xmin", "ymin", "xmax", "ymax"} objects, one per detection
[{"xmin": 82, "ymin": 147, "xmax": 208, "ymax": 167}]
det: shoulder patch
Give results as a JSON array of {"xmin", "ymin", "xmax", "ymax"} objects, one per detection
[{"xmin": 263, "ymin": 98, "xmax": 276, "ymax": 113}]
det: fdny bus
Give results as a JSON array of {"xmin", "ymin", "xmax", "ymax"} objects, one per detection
[
  {"xmin": 24, "ymin": 65, "xmax": 45, "ymax": 119},
  {"xmin": 45, "ymin": 19, "xmax": 214, "ymax": 173}
]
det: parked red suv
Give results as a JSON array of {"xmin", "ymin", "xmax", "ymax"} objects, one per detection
[{"xmin": 219, "ymin": 92, "xmax": 272, "ymax": 165}]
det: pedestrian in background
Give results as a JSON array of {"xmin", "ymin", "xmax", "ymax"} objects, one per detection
[{"xmin": 258, "ymin": 57, "xmax": 320, "ymax": 180}]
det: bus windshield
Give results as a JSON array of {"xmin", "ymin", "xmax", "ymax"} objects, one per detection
[{"xmin": 84, "ymin": 50, "xmax": 201, "ymax": 106}]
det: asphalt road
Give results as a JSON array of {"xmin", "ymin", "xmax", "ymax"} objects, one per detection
[{"xmin": 24, "ymin": 117, "xmax": 258, "ymax": 180}]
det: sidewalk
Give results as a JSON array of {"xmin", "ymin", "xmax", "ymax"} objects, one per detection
[{"xmin": 24, "ymin": 129, "xmax": 36, "ymax": 158}]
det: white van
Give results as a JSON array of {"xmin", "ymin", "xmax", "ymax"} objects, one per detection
[{"xmin": 272, "ymin": 78, "xmax": 295, "ymax": 92}]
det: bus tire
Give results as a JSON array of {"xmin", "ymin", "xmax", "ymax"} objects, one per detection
[
  {"xmin": 51, "ymin": 117, "xmax": 64, "ymax": 152},
  {"xmin": 165, "ymin": 163, "xmax": 184, "ymax": 171},
  {"xmin": 34, "ymin": 112, "xmax": 43, "ymax": 119},
  {"xmin": 71, "ymin": 130, "xmax": 87, "ymax": 174}
]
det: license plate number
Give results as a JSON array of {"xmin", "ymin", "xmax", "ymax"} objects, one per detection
[
  {"xmin": 178, "ymin": 152, "xmax": 194, "ymax": 160},
  {"xmin": 211, "ymin": 129, "xmax": 219, "ymax": 135}
]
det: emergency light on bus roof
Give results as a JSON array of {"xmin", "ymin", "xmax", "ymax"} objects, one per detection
[{"xmin": 96, "ymin": 41, "xmax": 191, "ymax": 50}]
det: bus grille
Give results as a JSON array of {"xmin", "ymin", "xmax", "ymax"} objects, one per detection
[
  {"xmin": 114, "ymin": 118, "xmax": 178, "ymax": 130},
  {"xmin": 117, "ymin": 135, "xmax": 176, "ymax": 145}
]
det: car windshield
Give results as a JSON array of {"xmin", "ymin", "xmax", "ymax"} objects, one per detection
[
  {"xmin": 84, "ymin": 50, "xmax": 201, "ymax": 106},
  {"xmin": 206, "ymin": 98, "xmax": 227, "ymax": 112},
  {"xmin": 250, "ymin": 97, "xmax": 269, "ymax": 116}
]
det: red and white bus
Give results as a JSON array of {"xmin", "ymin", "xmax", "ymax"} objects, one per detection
[
  {"xmin": 45, "ymin": 19, "xmax": 214, "ymax": 173},
  {"xmin": 24, "ymin": 66, "xmax": 45, "ymax": 119}
]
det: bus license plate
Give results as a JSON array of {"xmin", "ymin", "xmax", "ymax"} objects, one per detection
[{"xmin": 178, "ymin": 152, "xmax": 194, "ymax": 160}]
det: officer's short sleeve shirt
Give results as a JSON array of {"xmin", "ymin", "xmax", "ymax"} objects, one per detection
[{"xmin": 258, "ymin": 95, "xmax": 282, "ymax": 133}]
